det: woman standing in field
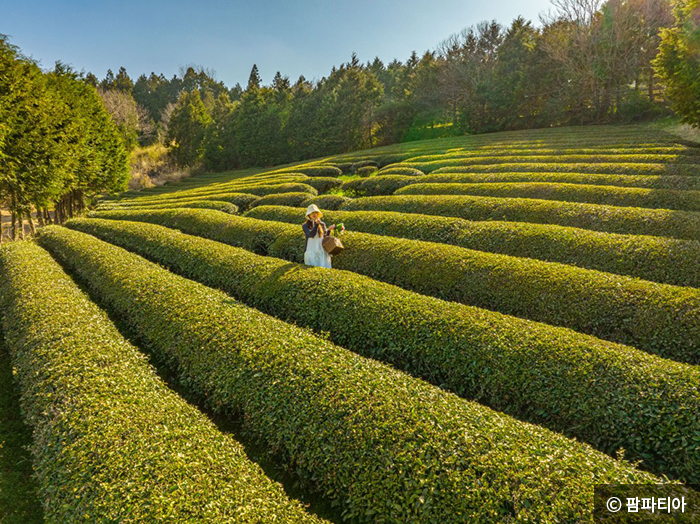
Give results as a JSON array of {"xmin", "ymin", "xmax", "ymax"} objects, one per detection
[{"xmin": 303, "ymin": 204, "xmax": 336, "ymax": 268}]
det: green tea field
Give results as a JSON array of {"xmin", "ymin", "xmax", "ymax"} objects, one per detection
[{"xmin": 2, "ymin": 125, "xmax": 699, "ymax": 522}]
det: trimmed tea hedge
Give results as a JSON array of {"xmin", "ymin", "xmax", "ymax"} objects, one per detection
[
  {"xmin": 0, "ymin": 241, "xmax": 323, "ymax": 523},
  {"xmin": 68, "ymin": 217, "xmax": 700, "ymax": 483},
  {"xmin": 246, "ymin": 206, "xmax": 700, "ymax": 288},
  {"xmin": 300, "ymin": 194, "xmax": 351, "ymax": 211},
  {"xmin": 340, "ymin": 195, "xmax": 700, "ymax": 240},
  {"xmin": 99, "ymin": 199, "xmax": 239, "ymax": 214},
  {"xmin": 395, "ymin": 182, "xmax": 700, "ymax": 212},
  {"xmin": 110, "ymin": 192, "xmax": 261, "ymax": 211},
  {"xmin": 91, "ymin": 208, "xmax": 700, "ymax": 363},
  {"xmin": 38, "ymin": 225, "xmax": 669, "ymax": 522},
  {"xmin": 425, "ymin": 162, "xmax": 699, "ymax": 176},
  {"xmin": 0, "ymin": 332, "xmax": 42, "ymax": 522},
  {"xmin": 414, "ymin": 171, "xmax": 700, "ymax": 191},
  {"xmin": 341, "ymin": 175, "xmax": 414, "ymax": 196},
  {"xmin": 356, "ymin": 166, "xmax": 378, "ymax": 177},
  {"xmin": 303, "ymin": 177, "xmax": 343, "ymax": 193},
  {"xmin": 407, "ymin": 153, "xmax": 693, "ymax": 165},
  {"xmin": 351, "ymin": 160, "xmax": 379, "ymax": 172},
  {"xmin": 295, "ymin": 166, "xmax": 343, "ymax": 177},
  {"xmin": 233, "ymin": 182, "xmax": 318, "ymax": 197},
  {"xmin": 377, "ymin": 166, "xmax": 425, "ymax": 176},
  {"xmin": 248, "ymin": 192, "xmax": 317, "ymax": 208}
]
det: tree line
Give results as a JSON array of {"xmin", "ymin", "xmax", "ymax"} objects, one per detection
[
  {"xmin": 92, "ymin": 0, "xmax": 697, "ymax": 174},
  {"xmin": 0, "ymin": 36, "xmax": 128, "ymax": 240}
]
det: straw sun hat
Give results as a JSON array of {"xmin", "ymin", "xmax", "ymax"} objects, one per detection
[{"xmin": 305, "ymin": 204, "xmax": 322, "ymax": 217}]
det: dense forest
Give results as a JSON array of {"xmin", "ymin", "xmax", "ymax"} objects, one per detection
[
  {"xmin": 1, "ymin": 0, "xmax": 698, "ymax": 232},
  {"xmin": 85, "ymin": 0, "xmax": 697, "ymax": 175}
]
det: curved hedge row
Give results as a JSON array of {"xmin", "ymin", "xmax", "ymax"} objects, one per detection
[
  {"xmin": 91, "ymin": 208, "xmax": 700, "ymax": 363},
  {"xmin": 303, "ymin": 177, "xmax": 343, "ymax": 193},
  {"xmin": 232, "ymin": 182, "xmax": 318, "ymax": 197},
  {"xmin": 68, "ymin": 217, "xmax": 700, "ymax": 483},
  {"xmin": 245, "ymin": 206, "xmax": 700, "ymax": 288},
  {"xmin": 109, "ymin": 192, "xmax": 261, "ymax": 211},
  {"xmin": 0, "ymin": 241, "xmax": 323, "ymax": 523},
  {"xmin": 407, "ymin": 153, "xmax": 693, "ymax": 165},
  {"xmin": 249, "ymin": 192, "xmax": 316, "ymax": 208},
  {"xmin": 300, "ymin": 194, "xmax": 351, "ymax": 210},
  {"xmin": 340, "ymin": 195, "xmax": 700, "ymax": 241},
  {"xmin": 395, "ymin": 182, "xmax": 700, "ymax": 212},
  {"xmin": 38, "ymin": 225, "xmax": 671, "ymax": 522},
  {"xmin": 356, "ymin": 165, "xmax": 378, "ymax": 177},
  {"xmin": 0, "ymin": 333, "xmax": 42, "ymax": 522},
  {"xmin": 415, "ymin": 171, "xmax": 700, "ymax": 190},
  {"xmin": 294, "ymin": 165, "xmax": 343, "ymax": 177},
  {"xmin": 425, "ymin": 162, "xmax": 699, "ymax": 176},
  {"xmin": 409, "ymin": 147, "xmax": 700, "ymax": 158},
  {"xmin": 342, "ymin": 175, "xmax": 414, "ymax": 196},
  {"xmin": 99, "ymin": 199, "xmax": 239, "ymax": 214},
  {"xmin": 376, "ymin": 166, "xmax": 425, "ymax": 176}
]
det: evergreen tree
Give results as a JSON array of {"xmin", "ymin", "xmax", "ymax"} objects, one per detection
[
  {"xmin": 166, "ymin": 89, "xmax": 212, "ymax": 166},
  {"xmin": 654, "ymin": 0, "xmax": 699, "ymax": 126}
]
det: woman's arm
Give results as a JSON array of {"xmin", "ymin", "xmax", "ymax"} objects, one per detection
[{"xmin": 303, "ymin": 221, "xmax": 319, "ymax": 238}]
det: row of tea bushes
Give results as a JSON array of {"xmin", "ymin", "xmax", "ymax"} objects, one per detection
[
  {"xmin": 301, "ymin": 195, "xmax": 351, "ymax": 210},
  {"xmin": 340, "ymin": 195, "xmax": 700, "ymax": 241},
  {"xmin": 405, "ymin": 153, "xmax": 696, "ymax": 165},
  {"xmin": 425, "ymin": 162, "xmax": 700, "ymax": 176},
  {"xmin": 395, "ymin": 182, "xmax": 700, "ymax": 212},
  {"xmin": 407, "ymin": 147, "xmax": 700, "ymax": 159},
  {"xmin": 414, "ymin": 171, "xmax": 700, "ymax": 190},
  {"xmin": 38, "ymin": 225, "xmax": 671, "ymax": 522},
  {"xmin": 105, "ymin": 192, "xmax": 261, "ymax": 211},
  {"xmin": 245, "ymin": 206, "xmax": 700, "ymax": 288},
  {"xmin": 0, "ymin": 241, "xmax": 324, "ymax": 523},
  {"xmin": 341, "ymin": 175, "xmax": 414, "ymax": 196},
  {"xmin": 98, "ymin": 199, "xmax": 239, "ymax": 214},
  {"xmin": 91, "ymin": 209, "xmax": 700, "ymax": 364},
  {"xmin": 249, "ymin": 192, "xmax": 317, "ymax": 209},
  {"xmin": 67, "ymin": 217, "xmax": 700, "ymax": 483},
  {"xmin": 0, "ymin": 332, "xmax": 42, "ymax": 522}
]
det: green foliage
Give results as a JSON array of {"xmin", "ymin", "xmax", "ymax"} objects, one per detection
[
  {"xmin": 247, "ymin": 205, "xmax": 700, "ymax": 288},
  {"xmin": 0, "ymin": 332, "xmax": 42, "ymax": 523},
  {"xmin": 341, "ymin": 194, "xmax": 700, "ymax": 240},
  {"xmin": 239, "ymin": 182, "xmax": 318, "ymax": 196},
  {"xmin": 249, "ymin": 192, "xmax": 316, "ymax": 208},
  {"xmin": 38, "ymin": 225, "xmax": 669, "ymax": 522},
  {"xmin": 66, "ymin": 217, "xmax": 700, "ymax": 483},
  {"xmin": 90, "ymin": 208, "xmax": 700, "ymax": 364},
  {"xmin": 0, "ymin": 241, "xmax": 323, "ymax": 523},
  {"xmin": 350, "ymin": 160, "xmax": 380, "ymax": 172},
  {"xmin": 302, "ymin": 177, "xmax": 343, "ymax": 193},
  {"xmin": 377, "ymin": 166, "xmax": 425, "ymax": 176},
  {"xmin": 413, "ymin": 170, "xmax": 700, "ymax": 190},
  {"xmin": 99, "ymin": 199, "xmax": 238, "ymax": 214},
  {"xmin": 166, "ymin": 89, "xmax": 212, "ymax": 166},
  {"xmin": 293, "ymin": 166, "xmax": 343, "ymax": 177},
  {"xmin": 342, "ymin": 175, "xmax": 414, "ymax": 196},
  {"xmin": 0, "ymin": 38, "xmax": 128, "ymax": 221},
  {"xmin": 654, "ymin": 0, "xmax": 700, "ymax": 127},
  {"xmin": 395, "ymin": 182, "xmax": 700, "ymax": 211},
  {"xmin": 300, "ymin": 195, "xmax": 351, "ymax": 210},
  {"xmin": 355, "ymin": 166, "xmax": 378, "ymax": 177},
  {"xmin": 421, "ymin": 161, "xmax": 700, "ymax": 175}
]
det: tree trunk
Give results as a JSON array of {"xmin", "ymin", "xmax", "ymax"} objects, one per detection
[
  {"xmin": 648, "ymin": 70, "xmax": 654, "ymax": 102},
  {"xmin": 0, "ymin": 209, "xmax": 3, "ymax": 244},
  {"xmin": 37, "ymin": 208, "xmax": 45, "ymax": 227},
  {"xmin": 27, "ymin": 211, "xmax": 36, "ymax": 236},
  {"xmin": 44, "ymin": 208, "xmax": 52, "ymax": 225},
  {"xmin": 11, "ymin": 212, "xmax": 17, "ymax": 241}
]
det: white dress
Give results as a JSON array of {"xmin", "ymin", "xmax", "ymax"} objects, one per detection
[{"xmin": 304, "ymin": 233, "xmax": 332, "ymax": 268}]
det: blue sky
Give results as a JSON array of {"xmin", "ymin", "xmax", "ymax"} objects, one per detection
[{"xmin": 2, "ymin": 0, "xmax": 555, "ymax": 87}]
